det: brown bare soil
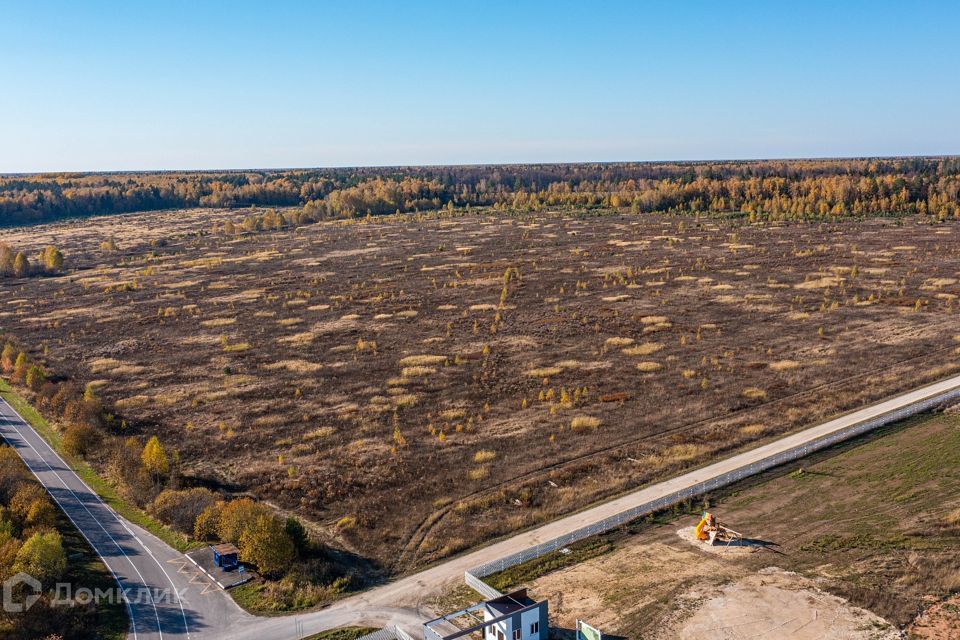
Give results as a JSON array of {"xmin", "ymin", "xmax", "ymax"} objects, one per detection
[{"xmin": 3, "ymin": 208, "xmax": 960, "ymax": 576}]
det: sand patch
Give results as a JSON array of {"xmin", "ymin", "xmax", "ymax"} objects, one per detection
[{"xmin": 674, "ymin": 568, "xmax": 899, "ymax": 640}]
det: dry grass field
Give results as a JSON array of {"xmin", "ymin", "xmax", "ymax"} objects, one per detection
[{"xmin": 3, "ymin": 207, "xmax": 960, "ymax": 576}]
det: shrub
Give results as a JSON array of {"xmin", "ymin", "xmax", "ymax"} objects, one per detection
[
  {"xmin": 150, "ymin": 488, "xmax": 217, "ymax": 534},
  {"xmin": 62, "ymin": 423, "xmax": 102, "ymax": 457},
  {"xmin": 945, "ymin": 508, "xmax": 960, "ymax": 529},
  {"xmin": 194, "ymin": 502, "xmax": 224, "ymax": 541},
  {"xmin": 284, "ymin": 517, "xmax": 309, "ymax": 554}
]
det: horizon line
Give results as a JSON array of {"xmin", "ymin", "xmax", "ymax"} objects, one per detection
[{"xmin": 3, "ymin": 153, "xmax": 958, "ymax": 178}]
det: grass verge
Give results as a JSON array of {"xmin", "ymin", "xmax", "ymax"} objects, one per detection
[{"xmin": 0, "ymin": 378, "xmax": 196, "ymax": 552}]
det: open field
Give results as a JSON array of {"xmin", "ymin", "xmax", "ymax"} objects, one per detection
[
  {"xmin": 3, "ymin": 208, "xmax": 960, "ymax": 577},
  {"xmin": 492, "ymin": 412, "xmax": 960, "ymax": 638}
]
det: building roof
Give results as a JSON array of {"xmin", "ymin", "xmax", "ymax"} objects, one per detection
[
  {"xmin": 211, "ymin": 542, "xmax": 239, "ymax": 555},
  {"xmin": 484, "ymin": 589, "xmax": 537, "ymax": 616}
]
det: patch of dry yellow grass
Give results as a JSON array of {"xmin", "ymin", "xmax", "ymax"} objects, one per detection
[
  {"xmin": 664, "ymin": 443, "xmax": 709, "ymax": 463},
  {"xmin": 742, "ymin": 387, "xmax": 768, "ymax": 399},
  {"xmin": 623, "ymin": 342, "xmax": 663, "ymax": 356},
  {"xmin": 769, "ymin": 360, "xmax": 800, "ymax": 371},
  {"xmin": 401, "ymin": 366, "xmax": 436, "ymax": 377},
  {"xmin": 200, "ymin": 317, "xmax": 236, "ymax": 328},
  {"xmin": 469, "ymin": 467, "xmax": 490, "ymax": 481},
  {"xmin": 398, "ymin": 354, "xmax": 447, "ymax": 367},
  {"xmin": 473, "ymin": 450, "xmax": 497, "ymax": 463},
  {"xmin": 277, "ymin": 331, "xmax": 315, "ymax": 345},
  {"xmin": 604, "ymin": 337, "xmax": 635, "ymax": 348},
  {"xmin": 526, "ymin": 366, "xmax": 563, "ymax": 378},
  {"xmin": 739, "ymin": 424, "xmax": 767, "ymax": 436},
  {"xmin": 570, "ymin": 416, "xmax": 601, "ymax": 432},
  {"xmin": 263, "ymin": 359, "xmax": 323, "ymax": 373},
  {"xmin": 636, "ymin": 361, "xmax": 662, "ymax": 372},
  {"xmin": 305, "ymin": 426, "xmax": 336, "ymax": 440}
]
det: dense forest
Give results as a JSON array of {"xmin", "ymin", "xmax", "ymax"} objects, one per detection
[{"xmin": 1, "ymin": 157, "xmax": 959, "ymax": 226}]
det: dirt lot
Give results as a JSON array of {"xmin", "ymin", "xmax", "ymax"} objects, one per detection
[
  {"xmin": 516, "ymin": 412, "xmax": 960, "ymax": 638},
  {"xmin": 3, "ymin": 208, "xmax": 960, "ymax": 575}
]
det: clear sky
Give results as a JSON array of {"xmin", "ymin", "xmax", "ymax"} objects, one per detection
[{"xmin": 2, "ymin": 0, "xmax": 958, "ymax": 172}]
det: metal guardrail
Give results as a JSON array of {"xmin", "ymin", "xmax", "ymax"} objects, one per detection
[{"xmin": 465, "ymin": 385, "xmax": 960, "ymax": 582}]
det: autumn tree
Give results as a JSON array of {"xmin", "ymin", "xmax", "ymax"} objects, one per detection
[
  {"xmin": 40, "ymin": 246, "xmax": 64, "ymax": 272},
  {"xmin": 13, "ymin": 531, "xmax": 67, "ymax": 586},
  {"xmin": 9, "ymin": 484, "xmax": 56, "ymax": 531},
  {"xmin": 1, "ymin": 343, "xmax": 16, "ymax": 373},
  {"xmin": 25, "ymin": 365, "xmax": 47, "ymax": 391},
  {"xmin": 238, "ymin": 514, "xmax": 295, "ymax": 578},
  {"xmin": 140, "ymin": 435, "xmax": 169, "ymax": 481},
  {"xmin": 216, "ymin": 498, "xmax": 270, "ymax": 545},
  {"xmin": 0, "ymin": 243, "xmax": 12, "ymax": 275},
  {"xmin": 194, "ymin": 502, "xmax": 223, "ymax": 541},
  {"xmin": 11, "ymin": 352, "xmax": 28, "ymax": 384},
  {"xmin": 12, "ymin": 252, "xmax": 30, "ymax": 278}
]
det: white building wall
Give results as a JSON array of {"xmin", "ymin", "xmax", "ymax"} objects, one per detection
[{"xmin": 520, "ymin": 609, "xmax": 541, "ymax": 639}]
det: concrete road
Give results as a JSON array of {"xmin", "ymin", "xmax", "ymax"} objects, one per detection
[{"xmin": 4, "ymin": 371, "xmax": 960, "ymax": 639}]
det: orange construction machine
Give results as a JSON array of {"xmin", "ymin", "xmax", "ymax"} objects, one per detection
[{"xmin": 694, "ymin": 511, "xmax": 743, "ymax": 545}]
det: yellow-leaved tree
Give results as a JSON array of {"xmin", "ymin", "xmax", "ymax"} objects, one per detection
[{"xmin": 141, "ymin": 435, "xmax": 170, "ymax": 482}]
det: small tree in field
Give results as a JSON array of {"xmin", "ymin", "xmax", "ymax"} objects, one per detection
[
  {"xmin": 12, "ymin": 252, "xmax": 30, "ymax": 278},
  {"xmin": 141, "ymin": 436, "xmax": 169, "ymax": 483},
  {"xmin": 1, "ymin": 343, "xmax": 16, "ymax": 372},
  {"xmin": 0, "ymin": 243, "xmax": 13, "ymax": 275},
  {"xmin": 40, "ymin": 246, "xmax": 64, "ymax": 272},
  {"xmin": 11, "ymin": 352, "xmax": 28, "ymax": 384},
  {"xmin": 26, "ymin": 365, "xmax": 47, "ymax": 391}
]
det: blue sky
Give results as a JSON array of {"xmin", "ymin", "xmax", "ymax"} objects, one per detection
[{"xmin": 1, "ymin": 1, "xmax": 958, "ymax": 172}]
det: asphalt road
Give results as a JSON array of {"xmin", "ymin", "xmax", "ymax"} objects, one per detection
[{"xmin": 4, "ymin": 372, "xmax": 960, "ymax": 639}]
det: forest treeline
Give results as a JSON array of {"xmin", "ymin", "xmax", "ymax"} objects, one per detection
[{"xmin": 2, "ymin": 157, "xmax": 959, "ymax": 226}]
